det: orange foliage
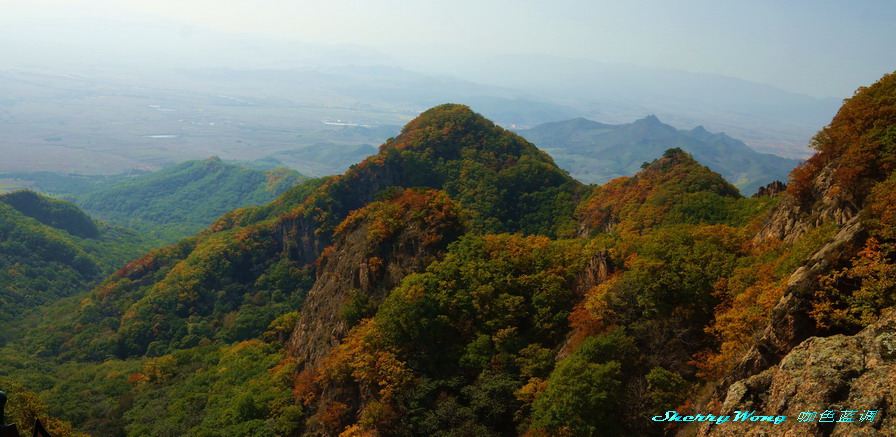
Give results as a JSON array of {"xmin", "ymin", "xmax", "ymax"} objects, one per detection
[
  {"xmin": 812, "ymin": 237, "xmax": 896, "ymax": 329},
  {"xmin": 699, "ymin": 262, "xmax": 786, "ymax": 378},
  {"xmin": 333, "ymin": 188, "xmax": 462, "ymax": 249},
  {"xmin": 113, "ymin": 252, "xmax": 159, "ymax": 279},
  {"xmin": 515, "ymin": 377, "xmax": 548, "ymax": 404},
  {"xmin": 127, "ymin": 372, "xmax": 149, "ymax": 385},
  {"xmin": 867, "ymin": 174, "xmax": 896, "ymax": 240},
  {"xmin": 312, "ymin": 401, "xmax": 350, "ymax": 434},
  {"xmin": 293, "ymin": 368, "xmax": 319, "ymax": 406},
  {"xmin": 788, "ymin": 71, "xmax": 896, "ymax": 206},
  {"xmin": 567, "ymin": 277, "xmax": 620, "ymax": 350},
  {"xmin": 299, "ymin": 320, "xmax": 414, "ymax": 434}
]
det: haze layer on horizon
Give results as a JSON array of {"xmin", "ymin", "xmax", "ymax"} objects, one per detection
[{"xmin": 2, "ymin": 0, "xmax": 894, "ymax": 99}]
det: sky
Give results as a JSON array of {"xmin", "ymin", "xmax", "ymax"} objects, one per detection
[{"xmin": 2, "ymin": 0, "xmax": 895, "ymax": 98}]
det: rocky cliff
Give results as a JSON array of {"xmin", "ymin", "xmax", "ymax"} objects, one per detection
[
  {"xmin": 701, "ymin": 71, "xmax": 896, "ymax": 436},
  {"xmin": 753, "ymin": 166, "xmax": 857, "ymax": 244},
  {"xmin": 286, "ymin": 189, "xmax": 464, "ymax": 369},
  {"xmin": 718, "ymin": 216, "xmax": 867, "ymax": 392},
  {"xmin": 701, "ymin": 308, "xmax": 896, "ymax": 436}
]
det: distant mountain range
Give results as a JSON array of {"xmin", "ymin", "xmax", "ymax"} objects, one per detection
[{"xmin": 518, "ymin": 115, "xmax": 801, "ymax": 194}]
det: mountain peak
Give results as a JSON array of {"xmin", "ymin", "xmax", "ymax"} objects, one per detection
[
  {"xmin": 631, "ymin": 114, "xmax": 675, "ymax": 133},
  {"xmin": 658, "ymin": 147, "xmax": 692, "ymax": 163},
  {"xmin": 398, "ymin": 103, "xmax": 479, "ymax": 137},
  {"xmin": 389, "ymin": 103, "xmax": 544, "ymax": 164},
  {"xmin": 636, "ymin": 114, "xmax": 663, "ymax": 125},
  {"xmin": 578, "ymin": 148, "xmax": 741, "ymax": 234},
  {"xmin": 647, "ymin": 148, "xmax": 740, "ymax": 196}
]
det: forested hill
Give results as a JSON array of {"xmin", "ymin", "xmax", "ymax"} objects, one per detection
[
  {"xmin": 3, "ymin": 71, "xmax": 896, "ymax": 437},
  {"xmin": 0, "ymin": 191, "xmax": 151, "ymax": 337},
  {"xmin": 2, "ymin": 158, "xmax": 306, "ymax": 242},
  {"xmin": 518, "ymin": 115, "xmax": 800, "ymax": 195},
  {"xmin": 75, "ymin": 158, "xmax": 306, "ymax": 241},
  {"xmin": 42, "ymin": 104, "xmax": 583, "ymax": 362}
]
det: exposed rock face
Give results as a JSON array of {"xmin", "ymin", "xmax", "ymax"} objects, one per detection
[
  {"xmin": 754, "ymin": 168, "xmax": 857, "ymax": 244},
  {"xmin": 286, "ymin": 190, "xmax": 464, "ymax": 370},
  {"xmin": 752, "ymin": 180, "xmax": 787, "ymax": 198},
  {"xmin": 700, "ymin": 308, "xmax": 896, "ymax": 436},
  {"xmin": 720, "ymin": 217, "xmax": 867, "ymax": 393},
  {"xmin": 575, "ymin": 251, "xmax": 612, "ymax": 293},
  {"xmin": 276, "ymin": 214, "xmax": 329, "ymax": 267}
]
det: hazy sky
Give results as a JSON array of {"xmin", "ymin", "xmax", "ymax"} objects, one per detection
[{"xmin": 2, "ymin": 0, "xmax": 894, "ymax": 97}]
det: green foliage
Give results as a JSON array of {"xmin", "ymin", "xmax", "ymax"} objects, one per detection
[
  {"xmin": 41, "ymin": 225, "xmax": 312, "ymax": 360},
  {"xmin": 577, "ymin": 148, "xmax": 744, "ymax": 236},
  {"xmin": 123, "ymin": 342, "xmax": 298, "ymax": 437},
  {"xmin": 381, "ymin": 104, "xmax": 582, "ymax": 237},
  {"xmin": 15, "ymin": 158, "xmax": 307, "ymax": 242},
  {"xmin": 618, "ymin": 225, "xmax": 742, "ymax": 323},
  {"xmin": 214, "ymin": 177, "xmax": 328, "ymax": 230},
  {"xmin": 78, "ymin": 158, "xmax": 305, "ymax": 241},
  {"xmin": 0, "ymin": 195, "xmax": 152, "ymax": 337},
  {"xmin": 376, "ymin": 235, "xmax": 592, "ymax": 373},
  {"xmin": 341, "ymin": 289, "xmax": 374, "ymax": 325},
  {"xmin": 300, "ymin": 234, "xmax": 601, "ymax": 434},
  {"xmin": 0, "ymin": 190, "xmax": 98, "ymax": 238},
  {"xmin": 645, "ymin": 367, "xmax": 689, "ymax": 411},
  {"xmin": 0, "ymin": 376, "xmax": 89, "ymax": 437},
  {"xmin": 0, "ymin": 336, "xmax": 299, "ymax": 436},
  {"xmin": 530, "ymin": 355, "xmax": 622, "ymax": 436}
]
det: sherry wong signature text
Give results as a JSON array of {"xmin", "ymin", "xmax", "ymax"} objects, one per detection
[
  {"xmin": 652, "ymin": 410, "xmax": 786, "ymax": 425},
  {"xmin": 652, "ymin": 409, "xmax": 880, "ymax": 426}
]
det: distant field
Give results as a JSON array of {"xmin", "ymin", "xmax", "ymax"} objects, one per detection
[
  {"xmin": 0, "ymin": 67, "xmax": 830, "ymax": 176},
  {"xmin": 0, "ymin": 70, "xmax": 405, "ymax": 175},
  {"xmin": 0, "ymin": 178, "xmax": 33, "ymax": 193}
]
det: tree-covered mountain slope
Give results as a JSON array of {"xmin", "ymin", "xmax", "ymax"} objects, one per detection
[
  {"xmin": 2, "ymin": 158, "xmax": 306, "ymax": 242},
  {"xmin": 288, "ymin": 151, "xmax": 774, "ymax": 436},
  {"xmin": 0, "ymin": 191, "xmax": 151, "ymax": 338},
  {"xmin": 698, "ymin": 70, "xmax": 896, "ymax": 436},
  {"xmin": 4, "ymin": 71, "xmax": 896, "ymax": 437},
  {"xmin": 575, "ymin": 147, "xmax": 747, "ymax": 236},
  {"xmin": 518, "ymin": 115, "xmax": 800, "ymax": 195},
  {"xmin": 288, "ymin": 74, "xmax": 896, "ymax": 437},
  {"xmin": 36, "ymin": 104, "xmax": 582, "ymax": 362}
]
